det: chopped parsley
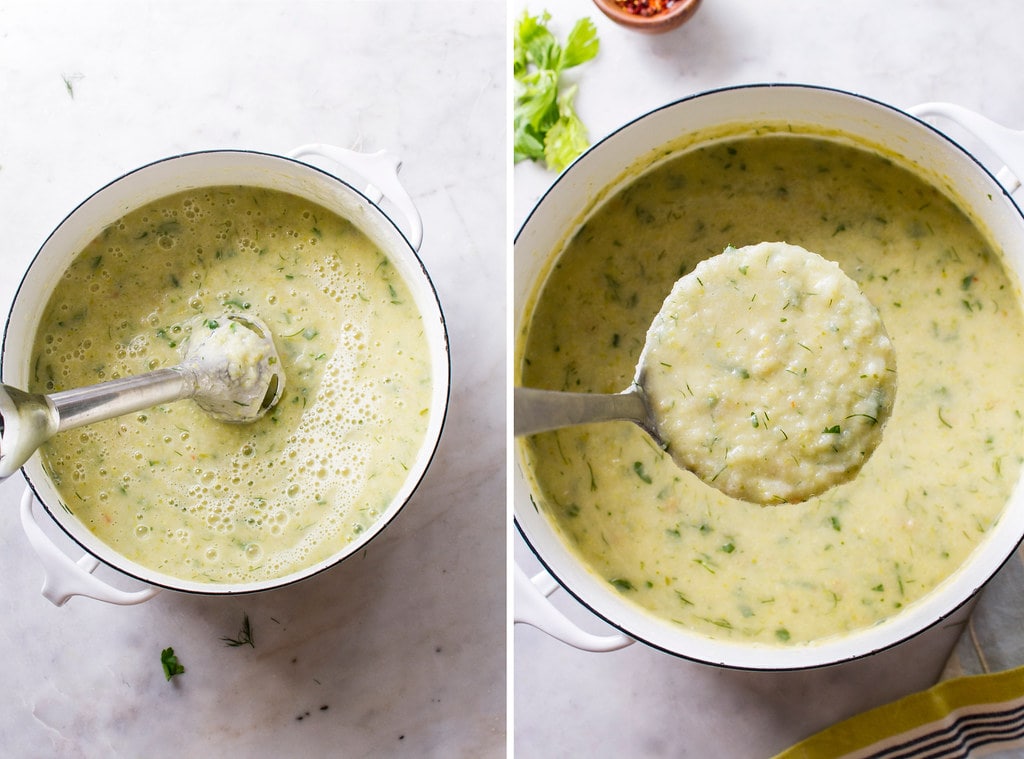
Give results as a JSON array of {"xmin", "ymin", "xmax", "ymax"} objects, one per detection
[{"xmin": 161, "ymin": 647, "xmax": 185, "ymax": 681}]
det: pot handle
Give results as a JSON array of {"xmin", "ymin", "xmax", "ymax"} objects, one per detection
[
  {"xmin": 514, "ymin": 564, "xmax": 634, "ymax": 652},
  {"xmin": 287, "ymin": 144, "xmax": 424, "ymax": 251},
  {"xmin": 18, "ymin": 488, "xmax": 160, "ymax": 607},
  {"xmin": 909, "ymin": 103, "xmax": 1024, "ymax": 194}
]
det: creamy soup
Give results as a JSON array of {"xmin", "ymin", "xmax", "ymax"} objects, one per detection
[
  {"xmin": 640, "ymin": 241, "xmax": 896, "ymax": 504},
  {"xmin": 31, "ymin": 186, "xmax": 432, "ymax": 584},
  {"xmin": 519, "ymin": 132, "xmax": 1024, "ymax": 645}
]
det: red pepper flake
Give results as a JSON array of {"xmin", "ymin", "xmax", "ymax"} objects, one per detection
[{"xmin": 614, "ymin": 0, "xmax": 677, "ymax": 16}]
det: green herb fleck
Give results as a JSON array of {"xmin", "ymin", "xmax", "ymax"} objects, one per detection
[
  {"xmin": 845, "ymin": 413, "xmax": 878, "ymax": 425},
  {"xmin": 701, "ymin": 617, "xmax": 732, "ymax": 629},
  {"xmin": 632, "ymin": 461, "xmax": 652, "ymax": 484},
  {"xmin": 823, "ymin": 425, "xmax": 841, "ymax": 434},
  {"xmin": 610, "ymin": 578, "xmax": 635, "ymax": 592},
  {"xmin": 694, "ymin": 555, "xmax": 716, "ymax": 574},
  {"xmin": 62, "ymin": 73, "xmax": 82, "ymax": 99},
  {"xmin": 161, "ymin": 647, "xmax": 185, "ymax": 681},
  {"xmin": 221, "ymin": 613, "xmax": 255, "ymax": 648},
  {"xmin": 775, "ymin": 628, "xmax": 791, "ymax": 642},
  {"xmin": 675, "ymin": 590, "xmax": 694, "ymax": 606}
]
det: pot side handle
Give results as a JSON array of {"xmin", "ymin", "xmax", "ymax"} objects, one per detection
[
  {"xmin": 514, "ymin": 564, "xmax": 634, "ymax": 652},
  {"xmin": 909, "ymin": 103, "xmax": 1024, "ymax": 194},
  {"xmin": 287, "ymin": 144, "xmax": 424, "ymax": 251},
  {"xmin": 18, "ymin": 488, "xmax": 160, "ymax": 607}
]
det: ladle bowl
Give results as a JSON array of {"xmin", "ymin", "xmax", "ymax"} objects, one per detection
[{"xmin": 515, "ymin": 241, "xmax": 896, "ymax": 505}]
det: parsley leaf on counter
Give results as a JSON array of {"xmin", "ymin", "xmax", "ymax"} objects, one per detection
[
  {"xmin": 161, "ymin": 647, "xmax": 185, "ymax": 681},
  {"xmin": 514, "ymin": 10, "xmax": 599, "ymax": 172}
]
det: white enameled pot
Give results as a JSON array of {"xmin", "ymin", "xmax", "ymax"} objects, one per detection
[
  {"xmin": 514, "ymin": 84, "xmax": 1024, "ymax": 670},
  {"xmin": 3, "ymin": 146, "xmax": 450, "ymax": 605}
]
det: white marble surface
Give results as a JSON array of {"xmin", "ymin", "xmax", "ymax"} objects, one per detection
[
  {"xmin": 0, "ymin": 1, "xmax": 505, "ymax": 757},
  {"xmin": 513, "ymin": 1, "xmax": 1024, "ymax": 757}
]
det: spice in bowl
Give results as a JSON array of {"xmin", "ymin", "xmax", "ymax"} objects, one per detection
[
  {"xmin": 592, "ymin": 0, "xmax": 701, "ymax": 33},
  {"xmin": 615, "ymin": 0, "xmax": 674, "ymax": 16}
]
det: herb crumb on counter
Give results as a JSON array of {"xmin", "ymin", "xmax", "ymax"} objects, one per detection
[
  {"xmin": 221, "ymin": 612, "xmax": 255, "ymax": 648},
  {"xmin": 61, "ymin": 72, "xmax": 83, "ymax": 99},
  {"xmin": 160, "ymin": 647, "xmax": 185, "ymax": 681}
]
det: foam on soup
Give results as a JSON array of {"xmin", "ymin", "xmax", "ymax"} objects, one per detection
[{"xmin": 31, "ymin": 185, "xmax": 433, "ymax": 584}]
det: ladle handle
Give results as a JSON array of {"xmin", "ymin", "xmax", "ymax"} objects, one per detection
[
  {"xmin": 48, "ymin": 366, "xmax": 194, "ymax": 432},
  {"xmin": 0, "ymin": 368, "xmax": 195, "ymax": 482},
  {"xmin": 514, "ymin": 386, "xmax": 648, "ymax": 437}
]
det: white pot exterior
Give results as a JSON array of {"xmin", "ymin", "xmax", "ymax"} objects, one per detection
[
  {"xmin": 3, "ymin": 149, "xmax": 450, "ymax": 597},
  {"xmin": 514, "ymin": 84, "xmax": 1024, "ymax": 669}
]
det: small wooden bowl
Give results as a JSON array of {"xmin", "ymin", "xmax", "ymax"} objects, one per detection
[{"xmin": 592, "ymin": 0, "xmax": 702, "ymax": 34}]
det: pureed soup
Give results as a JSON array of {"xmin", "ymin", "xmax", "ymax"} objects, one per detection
[
  {"xmin": 518, "ymin": 130, "xmax": 1024, "ymax": 646},
  {"xmin": 30, "ymin": 186, "xmax": 433, "ymax": 585},
  {"xmin": 639, "ymin": 241, "xmax": 897, "ymax": 505}
]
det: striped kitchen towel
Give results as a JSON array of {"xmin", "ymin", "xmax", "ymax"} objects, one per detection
[{"xmin": 773, "ymin": 549, "xmax": 1024, "ymax": 758}]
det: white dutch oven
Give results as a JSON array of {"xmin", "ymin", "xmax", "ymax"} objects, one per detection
[
  {"xmin": 514, "ymin": 84, "xmax": 1024, "ymax": 669},
  {"xmin": 3, "ymin": 146, "xmax": 450, "ymax": 605}
]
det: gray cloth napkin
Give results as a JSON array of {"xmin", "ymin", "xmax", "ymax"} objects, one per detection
[{"xmin": 942, "ymin": 547, "xmax": 1024, "ymax": 679}]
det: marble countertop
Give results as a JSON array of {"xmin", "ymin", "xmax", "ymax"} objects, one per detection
[
  {"xmin": 513, "ymin": 0, "xmax": 1024, "ymax": 757},
  {"xmin": 0, "ymin": 1, "xmax": 505, "ymax": 757}
]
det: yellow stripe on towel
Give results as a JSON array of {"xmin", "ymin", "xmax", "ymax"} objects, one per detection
[{"xmin": 772, "ymin": 665, "xmax": 1024, "ymax": 758}]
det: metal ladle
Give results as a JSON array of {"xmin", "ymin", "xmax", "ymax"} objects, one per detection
[
  {"xmin": 0, "ymin": 313, "xmax": 286, "ymax": 482},
  {"xmin": 514, "ymin": 242, "xmax": 898, "ymax": 505},
  {"xmin": 515, "ymin": 385, "xmax": 655, "ymax": 441}
]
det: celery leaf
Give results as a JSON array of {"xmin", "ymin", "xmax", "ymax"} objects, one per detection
[{"xmin": 513, "ymin": 10, "xmax": 599, "ymax": 171}]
